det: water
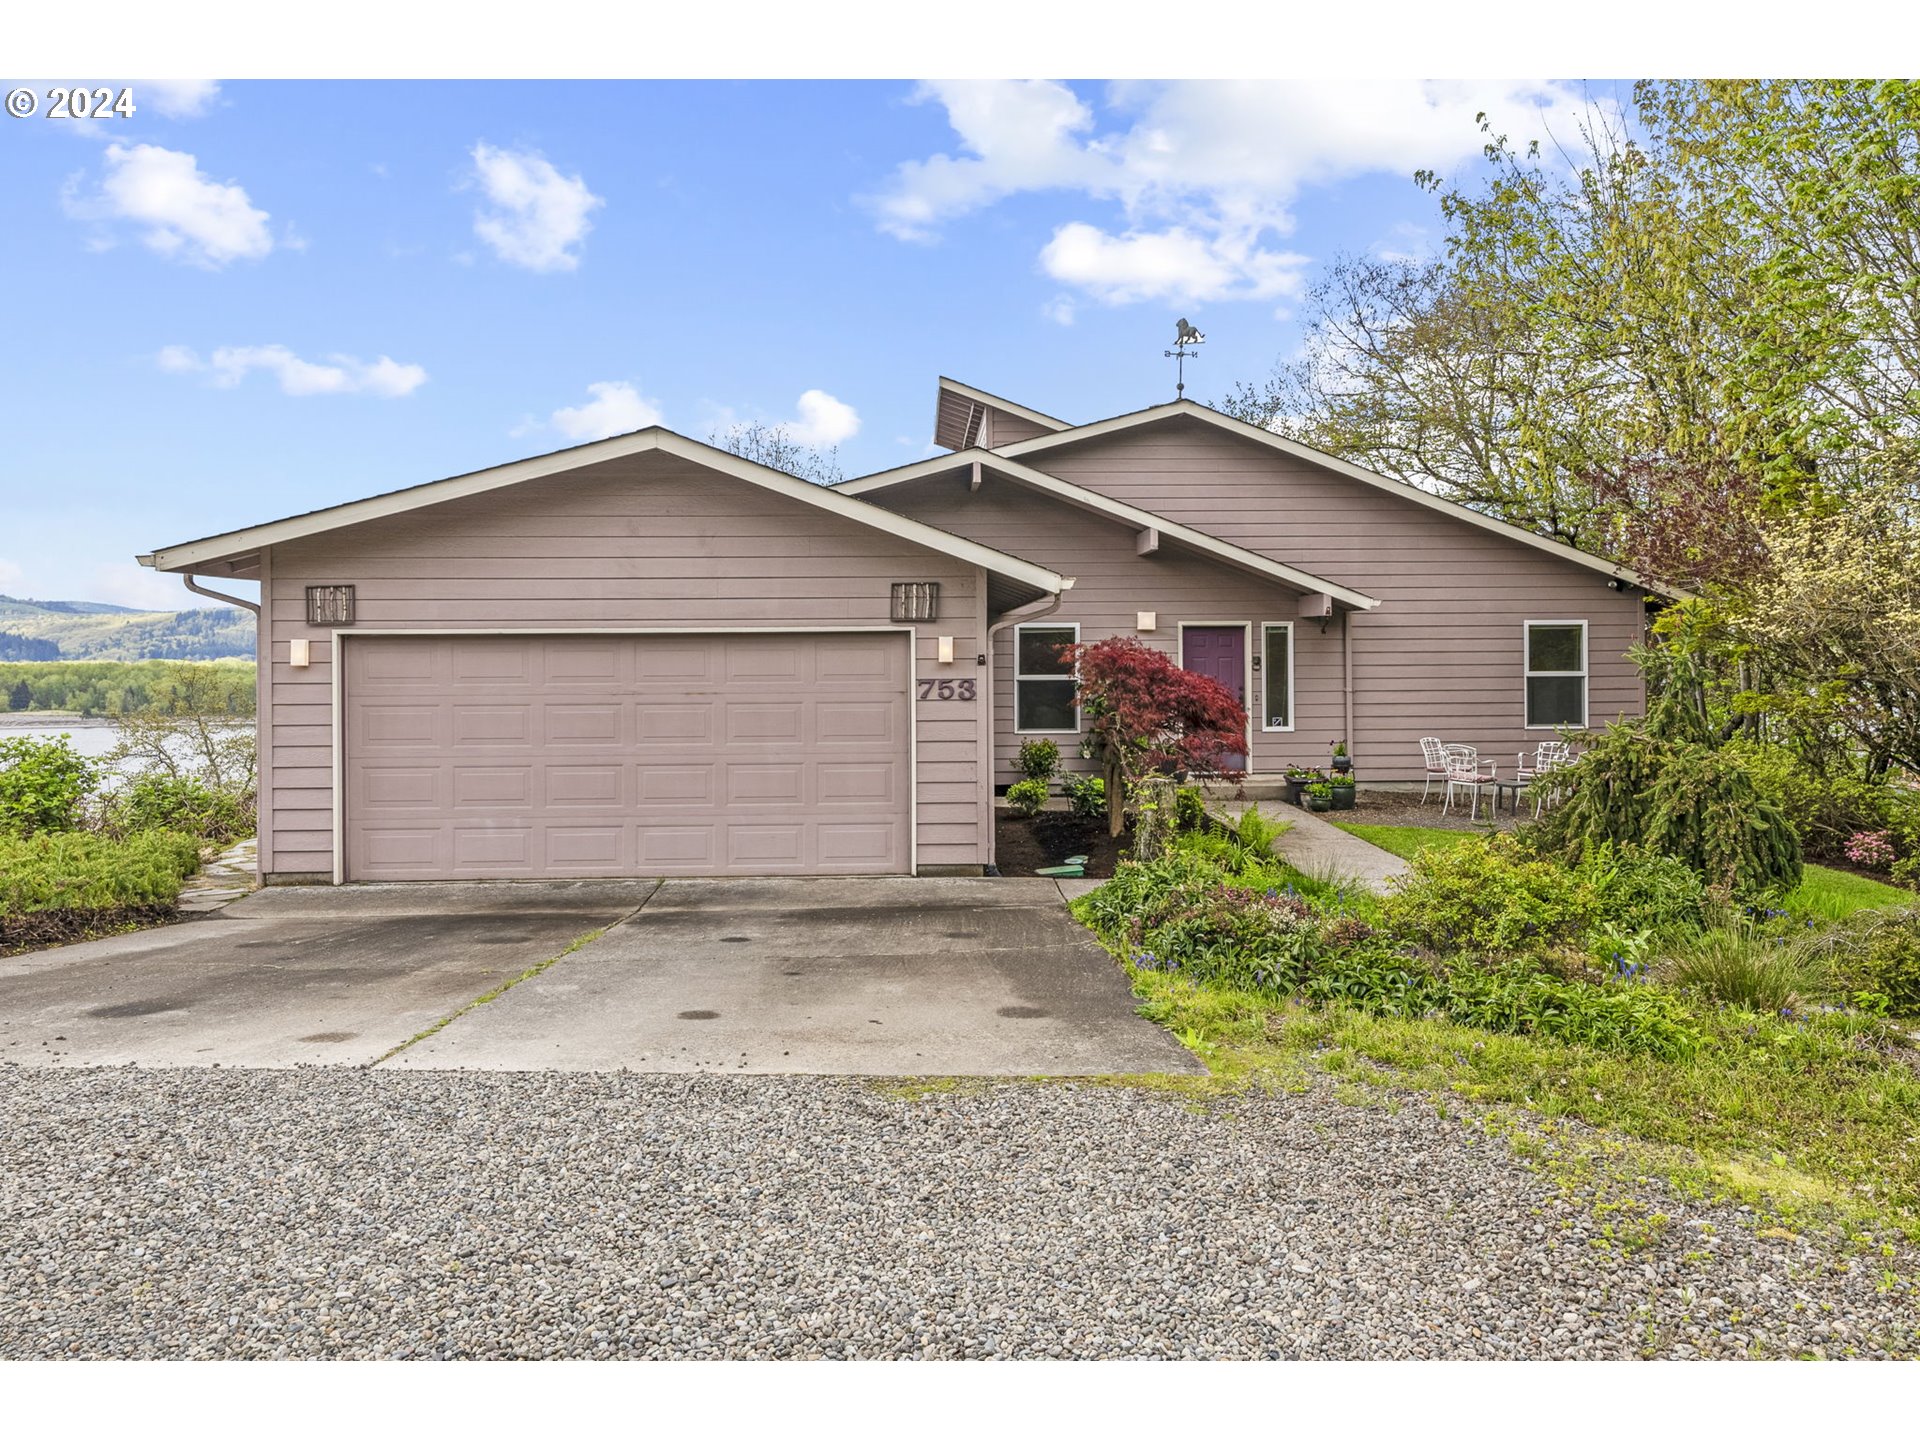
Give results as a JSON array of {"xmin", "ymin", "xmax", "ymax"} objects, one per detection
[{"xmin": 0, "ymin": 721, "xmax": 124, "ymax": 759}]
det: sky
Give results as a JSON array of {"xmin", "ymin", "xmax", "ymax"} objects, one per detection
[{"xmin": 0, "ymin": 78, "xmax": 1622, "ymax": 610}]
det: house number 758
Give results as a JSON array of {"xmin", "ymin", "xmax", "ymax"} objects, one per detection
[{"xmin": 917, "ymin": 679, "xmax": 976, "ymax": 701}]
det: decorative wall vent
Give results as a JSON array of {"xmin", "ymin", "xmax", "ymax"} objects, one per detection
[
  {"xmin": 306, "ymin": 584, "xmax": 356, "ymax": 626},
  {"xmin": 890, "ymin": 581, "xmax": 940, "ymax": 623}
]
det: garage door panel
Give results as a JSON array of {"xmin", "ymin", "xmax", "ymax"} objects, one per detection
[
  {"xmin": 451, "ymin": 705, "xmax": 531, "ymax": 745},
  {"xmin": 545, "ymin": 703, "xmax": 623, "ymax": 745},
  {"xmin": 451, "ymin": 766, "xmax": 532, "ymax": 808},
  {"xmin": 346, "ymin": 633, "xmax": 911, "ymax": 879},
  {"xmin": 452, "ymin": 639, "xmax": 534, "ymax": 685},
  {"xmin": 636, "ymin": 764, "xmax": 715, "ymax": 805}
]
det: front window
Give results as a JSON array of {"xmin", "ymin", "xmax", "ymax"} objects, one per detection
[
  {"xmin": 1525, "ymin": 621, "xmax": 1587, "ymax": 728},
  {"xmin": 1261, "ymin": 623, "xmax": 1293, "ymax": 730},
  {"xmin": 1014, "ymin": 623, "xmax": 1079, "ymax": 733}
]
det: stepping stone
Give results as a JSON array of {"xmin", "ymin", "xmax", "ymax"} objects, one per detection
[
  {"xmin": 1034, "ymin": 864, "xmax": 1086, "ymax": 878},
  {"xmin": 1062, "ymin": 854, "xmax": 1089, "ymax": 866}
]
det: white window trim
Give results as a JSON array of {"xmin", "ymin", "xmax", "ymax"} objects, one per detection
[
  {"xmin": 1523, "ymin": 618, "xmax": 1589, "ymax": 730},
  {"xmin": 1013, "ymin": 621, "xmax": 1081, "ymax": 735},
  {"xmin": 1260, "ymin": 622, "xmax": 1296, "ymax": 733}
]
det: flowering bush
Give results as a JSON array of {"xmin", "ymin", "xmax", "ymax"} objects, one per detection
[{"xmin": 1846, "ymin": 830, "xmax": 1898, "ymax": 870}]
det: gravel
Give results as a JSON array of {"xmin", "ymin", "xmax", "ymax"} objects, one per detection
[{"xmin": 2, "ymin": 1068, "xmax": 1915, "ymax": 1359}]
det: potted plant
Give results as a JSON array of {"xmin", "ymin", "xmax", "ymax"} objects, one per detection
[
  {"xmin": 1328, "ymin": 772, "xmax": 1356, "ymax": 810},
  {"xmin": 1304, "ymin": 780, "xmax": 1333, "ymax": 812},
  {"xmin": 1283, "ymin": 765, "xmax": 1317, "ymax": 807},
  {"xmin": 1330, "ymin": 740, "xmax": 1352, "ymax": 775}
]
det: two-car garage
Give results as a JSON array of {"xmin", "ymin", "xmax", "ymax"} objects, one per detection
[{"xmin": 342, "ymin": 631, "xmax": 913, "ymax": 881}]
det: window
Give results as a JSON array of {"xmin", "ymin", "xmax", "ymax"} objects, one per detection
[
  {"xmin": 1014, "ymin": 623, "xmax": 1079, "ymax": 733},
  {"xmin": 1261, "ymin": 623, "xmax": 1293, "ymax": 731},
  {"xmin": 1525, "ymin": 621, "xmax": 1587, "ymax": 728}
]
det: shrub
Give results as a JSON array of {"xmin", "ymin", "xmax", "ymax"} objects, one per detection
[
  {"xmin": 1846, "ymin": 831, "xmax": 1898, "ymax": 870},
  {"xmin": 0, "ymin": 829, "xmax": 202, "ymax": 916},
  {"xmin": 1172, "ymin": 786, "xmax": 1206, "ymax": 832},
  {"xmin": 1729, "ymin": 742, "xmax": 1913, "ymax": 862},
  {"xmin": 1665, "ymin": 929, "xmax": 1826, "ymax": 1013},
  {"xmin": 99, "ymin": 772, "xmax": 254, "ymax": 843},
  {"xmin": 1795, "ymin": 905, "xmax": 1920, "ymax": 1017},
  {"xmin": 1530, "ymin": 722, "xmax": 1801, "ymax": 899},
  {"xmin": 1382, "ymin": 835, "xmax": 1596, "ymax": 956},
  {"xmin": 1005, "ymin": 778, "xmax": 1048, "ymax": 819},
  {"xmin": 1016, "ymin": 738, "xmax": 1061, "ymax": 782},
  {"xmin": 1132, "ymin": 885, "xmax": 1322, "ymax": 995},
  {"xmin": 0, "ymin": 734, "xmax": 96, "ymax": 835},
  {"xmin": 1061, "ymin": 773, "xmax": 1107, "ymax": 821},
  {"xmin": 1231, "ymin": 803, "xmax": 1286, "ymax": 858},
  {"xmin": 1572, "ymin": 842, "xmax": 1710, "ymax": 934}
]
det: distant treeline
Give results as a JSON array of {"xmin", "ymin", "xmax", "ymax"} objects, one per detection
[
  {"xmin": 0, "ymin": 631, "xmax": 61, "ymax": 662},
  {"xmin": 1, "ymin": 661, "xmax": 256, "ymax": 717}
]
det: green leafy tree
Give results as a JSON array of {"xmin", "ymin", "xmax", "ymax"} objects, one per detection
[{"xmin": 0, "ymin": 734, "xmax": 96, "ymax": 836}]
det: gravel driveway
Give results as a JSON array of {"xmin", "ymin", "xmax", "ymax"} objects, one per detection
[{"xmin": 3, "ymin": 1068, "xmax": 1914, "ymax": 1359}]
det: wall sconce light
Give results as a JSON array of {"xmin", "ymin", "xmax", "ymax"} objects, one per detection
[
  {"xmin": 289, "ymin": 638, "xmax": 311, "ymax": 669},
  {"xmin": 937, "ymin": 636, "xmax": 955, "ymax": 665},
  {"xmin": 1136, "ymin": 611, "xmax": 1157, "ymax": 632}
]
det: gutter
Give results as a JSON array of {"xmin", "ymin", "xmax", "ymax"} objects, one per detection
[{"xmin": 182, "ymin": 573, "xmax": 261, "ymax": 615}]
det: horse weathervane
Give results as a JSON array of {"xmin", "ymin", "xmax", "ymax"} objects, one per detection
[{"xmin": 1165, "ymin": 318, "xmax": 1205, "ymax": 399}]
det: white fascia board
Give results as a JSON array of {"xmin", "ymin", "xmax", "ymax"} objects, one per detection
[
  {"xmin": 841, "ymin": 448, "xmax": 1378, "ymax": 611},
  {"xmin": 145, "ymin": 429, "xmax": 1071, "ymax": 597},
  {"xmin": 996, "ymin": 401, "xmax": 1682, "ymax": 599},
  {"xmin": 937, "ymin": 377, "xmax": 1071, "ymax": 433}
]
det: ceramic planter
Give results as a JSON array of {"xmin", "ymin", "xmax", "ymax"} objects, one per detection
[
  {"xmin": 1330, "ymin": 784, "xmax": 1355, "ymax": 811},
  {"xmin": 1304, "ymin": 792, "xmax": 1332, "ymax": 812}
]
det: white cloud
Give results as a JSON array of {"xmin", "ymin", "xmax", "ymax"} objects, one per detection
[
  {"xmin": 1040, "ymin": 222, "xmax": 1308, "ymax": 305},
  {"xmin": 159, "ymin": 344, "xmax": 428, "ymax": 397},
  {"xmin": 89, "ymin": 562, "xmax": 239, "ymax": 612},
  {"xmin": 869, "ymin": 79, "xmax": 1607, "ymax": 307},
  {"xmin": 468, "ymin": 143, "xmax": 603, "ymax": 272},
  {"xmin": 0, "ymin": 558, "xmax": 25, "ymax": 591},
  {"xmin": 139, "ymin": 80, "xmax": 221, "ymax": 118},
  {"xmin": 66, "ymin": 142, "xmax": 271, "ymax": 267},
  {"xmin": 1041, "ymin": 295, "xmax": 1076, "ymax": 326},
  {"xmin": 549, "ymin": 381, "xmax": 661, "ymax": 441},
  {"xmin": 787, "ymin": 389, "xmax": 860, "ymax": 448}
]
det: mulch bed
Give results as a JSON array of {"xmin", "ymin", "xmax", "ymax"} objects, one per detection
[
  {"xmin": 1337, "ymin": 788, "xmax": 1523, "ymax": 832},
  {"xmin": 994, "ymin": 811, "xmax": 1131, "ymax": 878},
  {"xmin": 0, "ymin": 906, "xmax": 179, "ymax": 956}
]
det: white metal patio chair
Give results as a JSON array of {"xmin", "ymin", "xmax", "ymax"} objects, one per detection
[
  {"xmin": 1442, "ymin": 745, "xmax": 1499, "ymax": 820},
  {"xmin": 1516, "ymin": 740, "xmax": 1573, "ymax": 817},
  {"xmin": 1418, "ymin": 736, "xmax": 1449, "ymax": 803}
]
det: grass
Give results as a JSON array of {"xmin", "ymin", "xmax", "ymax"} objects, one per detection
[
  {"xmin": 1330, "ymin": 822, "xmax": 1479, "ymax": 861},
  {"xmin": 1788, "ymin": 863, "xmax": 1916, "ymax": 921},
  {"xmin": 1124, "ymin": 961, "xmax": 1920, "ymax": 1245}
]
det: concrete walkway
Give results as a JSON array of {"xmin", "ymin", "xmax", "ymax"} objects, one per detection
[
  {"xmin": 177, "ymin": 836, "xmax": 258, "ymax": 914},
  {"xmin": 1211, "ymin": 802, "xmax": 1410, "ymax": 894}
]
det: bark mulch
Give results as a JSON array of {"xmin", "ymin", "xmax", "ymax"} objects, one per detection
[
  {"xmin": 0, "ymin": 906, "xmax": 179, "ymax": 956},
  {"xmin": 994, "ymin": 812, "xmax": 1130, "ymax": 879}
]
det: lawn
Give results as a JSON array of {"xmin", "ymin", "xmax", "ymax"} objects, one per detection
[{"xmin": 1336, "ymin": 821, "xmax": 1914, "ymax": 920}]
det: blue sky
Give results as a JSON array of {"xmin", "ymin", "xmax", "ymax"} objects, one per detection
[{"xmin": 0, "ymin": 78, "xmax": 1613, "ymax": 609}]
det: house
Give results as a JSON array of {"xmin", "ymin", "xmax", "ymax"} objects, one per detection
[{"xmin": 140, "ymin": 377, "xmax": 1657, "ymax": 884}]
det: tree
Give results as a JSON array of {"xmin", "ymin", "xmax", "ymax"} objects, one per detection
[
  {"xmin": 1068, "ymin": 637, "xmax": 1247, "ymax": 838},
  {"xmin": 106, "ymin": 663, "xmax": 256, "ymax": 799},
  {"xmin": 6, "ymin": 679, "xmax": 30, "ymax": 711},
  {"xmin": 708, "ymin": 422, "xmax": 844, "ymax": 486}
]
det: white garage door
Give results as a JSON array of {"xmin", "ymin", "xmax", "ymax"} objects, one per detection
[{"xmin": 343, "ymin": 632, "xmax": 911, "ymax": 880}]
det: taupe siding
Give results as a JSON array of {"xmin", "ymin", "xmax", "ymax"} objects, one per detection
[
  {"xmin": 980, "ymin": 408, "xmax": 1054, "ymax": 448},
  {"xmin": 262, "ymin": 452, "xmax": 984, "ymax": 878},
  {"xmin": 1018, "ymin": 418, "xmax": 1648, "ymax": 780},
  {"xmin": 874, "ymin": 474, "xmax": 1347, "ymax": 785}
]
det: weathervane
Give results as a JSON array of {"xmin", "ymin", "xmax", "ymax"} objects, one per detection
[{"xmin": 1165, "ymin": 318, "xmax": 1205, "ymax": 399}]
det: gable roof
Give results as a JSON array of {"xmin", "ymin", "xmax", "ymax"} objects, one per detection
[
  {"xmin": 984, "ymin": 399, "xmax": 1678, "ymax": 598},
  {"xmin": 837, "ymin": 450, "xmax": 1380, "ymax": 611},
  {"xmin": 139, "ymin": 428, "xmax": 1073, "ymax": 602},
  {"xmin": 934, "ymin": 377, "xmax": 1072, "ymax": 450}
]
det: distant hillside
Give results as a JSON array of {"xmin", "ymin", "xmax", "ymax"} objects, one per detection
[{"xmin": 0, "ymin": 595, "xmax": 255, "ymax": 661}]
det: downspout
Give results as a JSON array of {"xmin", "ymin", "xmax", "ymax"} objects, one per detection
[
  {"xmin": 182, "ymin": 573, "xmax": 261, "ymax": 615},
  {"xmin": 1342, "ymin": 607, "xmax": 1354, "ymax": 758}
]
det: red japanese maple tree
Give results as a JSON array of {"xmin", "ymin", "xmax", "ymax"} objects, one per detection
[{"xmin": 1067, "ymin": 635, "xmax": 1248, "ymax": 836}]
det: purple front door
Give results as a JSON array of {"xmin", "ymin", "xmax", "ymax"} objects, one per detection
[{"xmin": 1180, "ymin": 625, "xmax": 1247, "ymax": 770}]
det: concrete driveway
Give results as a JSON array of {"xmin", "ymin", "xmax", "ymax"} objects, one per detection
[
  {"xmin": 0, "ymin": 883, "xmax": 655, "ymax": 1068},
  {"xmin": 1, "ymin": 878, "xmax": 1196, "ymax": 1076}
]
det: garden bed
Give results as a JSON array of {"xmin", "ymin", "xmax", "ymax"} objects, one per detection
[
  {"xmin": 1, "ymin": 905, "xmax": 180, "ymax": 954},
  {"xmin": 994, "ymin": 810, "xmax": 1129, "ymax": 878}
]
